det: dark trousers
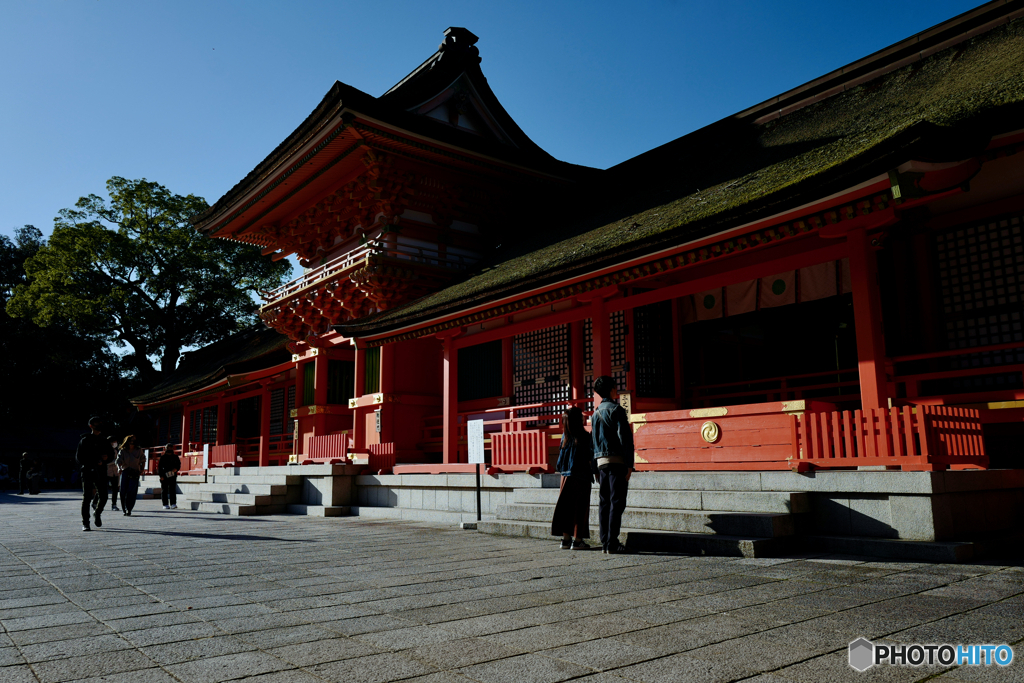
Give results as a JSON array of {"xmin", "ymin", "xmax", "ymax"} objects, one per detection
[
  {"xmin": 161, "ymin": 476, "xmax": 177, "ymax": 506},
  {"xmin": 81, "ymin": 471, "xmax": 108, "ymax": 523},
  {"xmin": 108, "ymin": 476, "xmax": 119, "ymax": 508},
  {"xmin": 120, "ymin": 471, "xmax": 139, "ymax": 513},
  {"xmin": 598, "ymin": 464, "xmax": 629, "ymax": 549},
  {"xmin": 19, "ymin": 471, "xmax": 27, "ymax": 494}
]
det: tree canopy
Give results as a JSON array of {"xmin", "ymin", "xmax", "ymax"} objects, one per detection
[
  {"xmin": 6, "ymin": 177, "xmax": 292, "ymax": 385},
  {"xmin": 1, "ymin": 225, "xmax": 129, "ymax": 432}
]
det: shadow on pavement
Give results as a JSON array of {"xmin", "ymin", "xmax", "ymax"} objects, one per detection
[{"xmin": 102, "ymin": 527, "xmax": 315, "ymax": 543}]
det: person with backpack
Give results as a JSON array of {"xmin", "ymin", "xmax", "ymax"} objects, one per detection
[
  {"xmin": 116, "ymin": 435, "xmax": 144, "ymax": 516},
  {"xmin": 590, "ymin": 375, "xmax": 635, "ymax": 554}
]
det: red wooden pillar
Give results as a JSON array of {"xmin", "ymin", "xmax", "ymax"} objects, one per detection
[
  {"xmin": 591, "ymin": 296, "xmax": 611, "ymax": 379},
  {"xmin": 569, "ymin": 321, "xmax": 584, "ymax": 400},
  {"xmin": 217, "ymin": 395, "xmax": 227, "ymax": 446},
  {"xmin": 501, "ymin": 336, "xmax": 514, "ymax": 402},
  {"xmin": 352, "ymin": 346, "xmax": 366, "ymax": 454},
  {"xmin": 848, "ymin": 227, "xmax": 890, "ymax": 409},
  {"xmin": 179, "ymin": 409, "xmax": 189, "ymax": 455},
  {"xmin": 441, "ymin": 331, "xmax": 461, "ymax": 464},
  {"xmin": 259, "ymin": 381, "xmax": 272, "ymax": 467}
]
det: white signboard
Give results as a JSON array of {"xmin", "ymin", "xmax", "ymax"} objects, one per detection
[
  {"xmin": 468, "ymin": 419, "xmax": 485, "ymax": 464},
  {"xmin": 202, "ymin": 443, "xmax": 210, "ymax": 470}
]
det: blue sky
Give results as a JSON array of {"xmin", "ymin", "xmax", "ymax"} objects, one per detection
[{"xmin": 0, "ymin": 0, "xmax": 988, "ymax": 241}]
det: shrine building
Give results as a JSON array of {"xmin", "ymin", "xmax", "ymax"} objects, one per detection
[{"xmin": 132, "ymin": 1, "xmax": 1024, "ymax": 560}]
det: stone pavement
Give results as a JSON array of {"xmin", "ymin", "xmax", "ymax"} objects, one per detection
[{"xmin": 0, "ymin": 491, "xmax": 1021, "ymax": 683}]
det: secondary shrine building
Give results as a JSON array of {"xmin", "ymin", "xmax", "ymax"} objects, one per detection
[{"xmin": 132, "ymin": 3, "xmax": 1024, "ymax": 551}]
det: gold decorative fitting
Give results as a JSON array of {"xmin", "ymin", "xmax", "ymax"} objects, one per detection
[
  {"xmin": 291, "ymin": 353, "xmax": 302, "ymax": 362},
  {"xmin": 308, "ymin": 406, "xmax": 319, "ymax": 415},
  {"xmin": 288, "ymin": 454, "xmax": 298, "ymax": 464},
  {"xmin": 690, "ymin": 407, "xmax": 728, "ymax": 418},
  {"xmin": 348, "ymin": 398, "xmax": 358, "ymax": 408},
  {"xmin": 372, "ymin": 393, "xmax": 384, "ymax": 404},
  {"xmin": 780, "ymin": 400, "xmax": 807, "ymax": 414},
  {"xmin": 701, "ymin": 421, "xmax": 721, "ymax": 444},
  {"xmin": 289, "ymin": 409, "xmax": 298, "ymax": 418}
]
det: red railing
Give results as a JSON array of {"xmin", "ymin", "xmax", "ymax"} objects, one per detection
[
  {"xmin": 209, "ymin": 444, "xmax": 238, "ymax": 468},
  {"xmin": 303, "ymin": 432, "xmax": 351, "ymax": 465},
  {"xmin": 420, "ymin": 398, "xmax": 593, "ymax": 472},
  {"xmin": 795, "ymin": 405, "xmax": 987, "ymax": 471},
  {"xmin": 368, "ymin": 443, "xmax": 396, "ymax": 474},
  {"xmin": 893, "ymin": 341, "xmax": 1024, "ymax": 403},
  {"xmin": 689, "ymin": 368, "xmax": 860, "ymax": 407},
  {"xmin": 261, "ymin": 239, "xmax": 479, "ymax": 305}
]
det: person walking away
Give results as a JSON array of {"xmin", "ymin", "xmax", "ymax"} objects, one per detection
[
  {"xmin": 591, "ymin": 375, "xmax": 635, "ymax": 554},
  {"xmin": 158, "ymin": 444, "xmax": 180, "ymax": 509},
  {"xmin": 106, "ymin": 443, "xmax": 120, "ymax": 511},
  {"xmin": 18, "ymin": 452, "xmax": 33, "ymax": 495},
  {"xmin": 28, "ymin": 459, "xmax": 42, "ymax": 495},
  {"xmin": 116, "ymin": 435, "xmax": 144, "ymax": 516},
  {"xmin": 76, "ymin": 417, "xmax": 113, "ymax": 531},
  {"xmin": 551, "ymin": 406, "xmax": 595, "ymax": 550}
]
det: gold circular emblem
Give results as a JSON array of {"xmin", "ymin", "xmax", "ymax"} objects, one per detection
[{"xmin": 701, "ymin": 421, "xmax": 721, "ymax": 444}]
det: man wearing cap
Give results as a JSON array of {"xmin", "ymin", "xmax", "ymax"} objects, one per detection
[{"xmin": 76, "ymin": 417, "xmax": 114, "ymax": 531}]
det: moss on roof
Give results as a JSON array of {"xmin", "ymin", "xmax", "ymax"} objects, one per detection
[
  {"xmin": 131, "ymin": 325, "xmax": 290, "ymax": 406},
  {"xmin": 339, "ymin": 16, "xmax": 1024, "ymax": 336}
]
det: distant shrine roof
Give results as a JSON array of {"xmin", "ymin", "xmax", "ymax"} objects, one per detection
[
  {"xmin": 337, "ymin": 3, "xmax": 1024, "ymax": 340},
  {"xmin": 131, "ymin": 325, "xmax": 290, "ymax": 407},
  {"xmin": 193, "ymin": 26, "xmax": 597, "ymax": 238}
]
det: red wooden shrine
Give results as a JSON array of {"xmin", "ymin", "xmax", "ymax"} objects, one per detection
[{"xmin": 133, "ymin": 6, "xmax": 1024, "ymax": 477}]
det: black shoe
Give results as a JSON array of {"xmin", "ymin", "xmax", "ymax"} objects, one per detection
[
  {"xmin": 608, "ymin": 543, "xmax": 629, "ymax": 554},
  {"xmin": 126, "ymin": 511, "xmax": 131, "ymax": 516},
  {"xmin": 82, "ymin": 522, "xmax": 91, "ymax": 531},
  {"xmin": 94, "ymin": 513, "xmax": 102, "ymax": 528}
]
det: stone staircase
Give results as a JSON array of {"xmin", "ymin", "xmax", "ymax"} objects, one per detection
[
  {"xmin": 477, "ymin": 473, "xmax": 809, "ymax": 558},
  {"xmin": 185, "ymin": 469, "xmax": 303, "ymax": 515}
]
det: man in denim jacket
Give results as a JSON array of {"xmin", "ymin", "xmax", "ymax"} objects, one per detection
[{"xmin": 591, "ymin": 375, "xmax": 634, "ymax": 553}]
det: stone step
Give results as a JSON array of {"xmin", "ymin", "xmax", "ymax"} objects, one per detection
[
  {"xmin": 187, "ymin": 491, "xmax": 289, "ymax": 506},
  {"xmin": 496, "ymin": 503, "xmax": 794, "ymax": 538},
  {"xmin": 286, "ymin": 505, "xmax": 351, "ymax": 517},
  {"xmin": 476, "ymin": 520, "xmax": 783, "ymax": 558},
  {"xmin": 350, "ymin": 506, "xmax": 494, "ymax": 525},
  {"xmin": 511, "ymin": 487, "xmax": 809, "ymax": 514},
  {"xmin": 802, "ymin": 535, "xmax": 997, "ymax": 564},
  {"xmin": 189, "ymin": 501, "xmax": 288, "ymax": 516},
  {"xmin": 207, "ymin": 475, "xmax": 300, "ymax": 486},
  {"xmin": 199, "ymin": 483, "xmax": 289, "ymax": 495}
]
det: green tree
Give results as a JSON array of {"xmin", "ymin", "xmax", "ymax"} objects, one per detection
[
  {"xmin": 1, "ymin": 226, "xmax": 129, "ymax": 432},
  {"xmin": 7, "ymin": 177, "xmax": 291, "ymax": 385}
]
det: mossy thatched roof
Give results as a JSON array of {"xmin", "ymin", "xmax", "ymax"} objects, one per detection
[
  {"xmin": 131, "ymin": 325, "xmax": 290, "ymax": 406},
  {"xmin": 338, "ymin": 14, "xmax": 1024, "ymax": 338}
]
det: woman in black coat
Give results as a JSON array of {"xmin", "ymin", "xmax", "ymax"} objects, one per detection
[
  {"xmin": 158, "ymin": 444, "xmax": 181, "ymax": 510},
  {"xmin": 550, "ymin": 407, "xmax": 595, "ymax": 550}
]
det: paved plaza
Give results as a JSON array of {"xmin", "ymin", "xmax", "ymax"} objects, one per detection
[{"xmin": 0, "ymin": 491, "xmax": 1021, "ymax": 683}]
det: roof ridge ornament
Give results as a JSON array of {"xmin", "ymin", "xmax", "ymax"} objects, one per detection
[{"xmin": 435, "ymin": 27, "xmax": 480, "ymax": 67}]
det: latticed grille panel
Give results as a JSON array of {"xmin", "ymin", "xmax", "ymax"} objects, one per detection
[
  {"xmin": 202, "ymin": 406, "xmax": 218, "ymax": 443},
  {"xmin": 583, "ymin": 312, "xmax": 628, "ymax": 399},
  {"xmin": 634, "ymin": 301, "xmax": 675, "ymax": 397},
  {"xmin": 514, "ymin": 324, "xmax": 570, "ymax": 419},
  {"xmin": 931, "ymin": 212, "xmax": 1024, "ymax": 393},
  {"xmin": 269, "ymin": 388, "xmax": 285, "ymax": 436}
]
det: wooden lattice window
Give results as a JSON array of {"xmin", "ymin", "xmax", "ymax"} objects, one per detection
[
  {"xmin": 269, "ymin": 386, "xmax": 296, "ymax": 438},
  {"xmin": 514, "ymin": 324, "xmax": 570, "ymax": 417},
  {"xmin": 582, "ymin": 312, "xmax": 628, "ymax": 398},
  {"xmin": 634, "ymin": 301, "xmax": 675, "ymax": 397},
  {"xmin": 932, "ymin": 212, "xmax": 1024, "ymax": 394},
  {"xmin": 201, "ymin": 406, "xmax": 218, "ymax": 443}
]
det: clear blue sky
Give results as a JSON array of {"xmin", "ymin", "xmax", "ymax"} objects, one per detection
[{"xmin": 0, "ymin": 0, "xmax": 988, "ymax": 241}]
